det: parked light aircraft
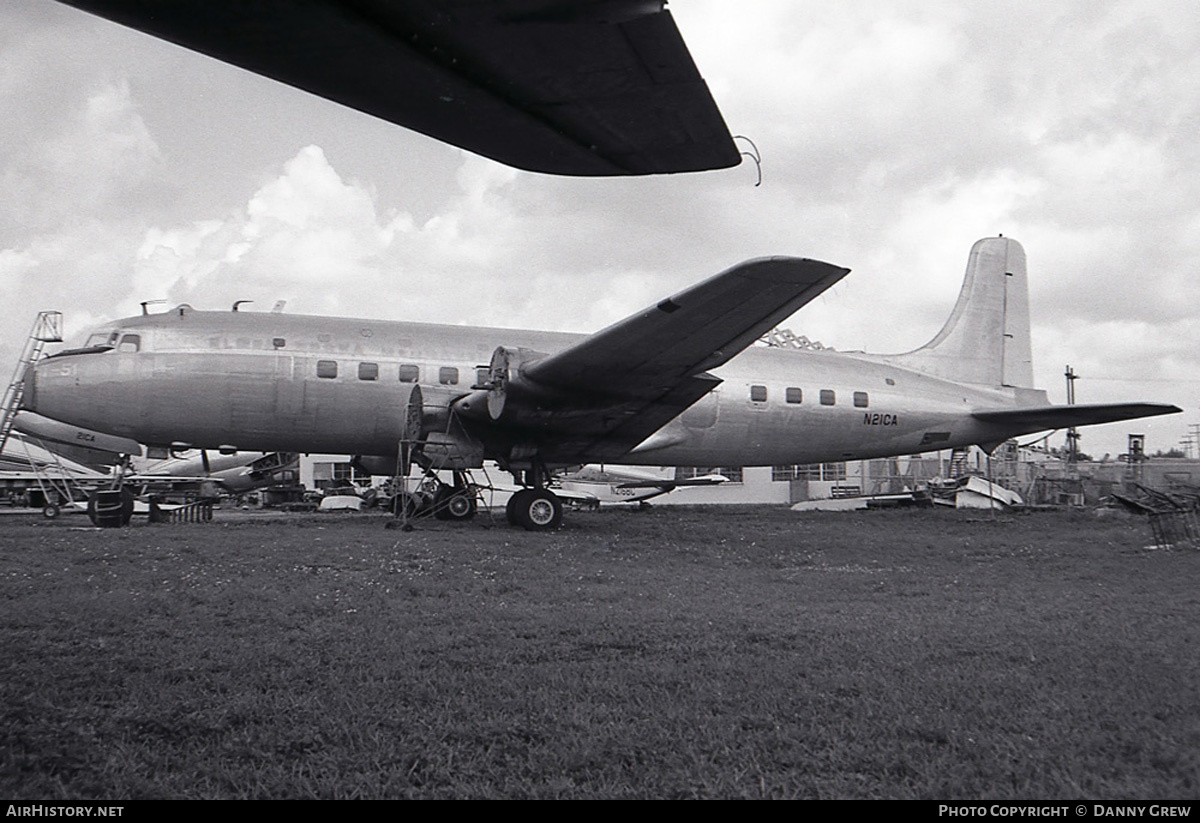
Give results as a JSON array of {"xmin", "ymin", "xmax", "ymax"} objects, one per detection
[
  {"xmin": 133, "ymin": 450, "xmax": 301, "ymax": 498},
  {"xmin": 12, "ymin": 409, "xmax": 298, "ymax": 494},
  {"xmin": 555, "ymin": 465, "xmax": 729, "ymax": 507},
  {"xmin": 22, "ymin": 237, "xmax": 1180, "ymax": 529},
  {"xmin": 56, "ymin": 0, "xmax": 741, "ymax": 176},
  {"xmin": 1, "ymin": 427, "xmax": 298, "ymax": 518}
]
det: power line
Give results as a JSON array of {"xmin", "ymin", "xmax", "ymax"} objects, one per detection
[{"xmin": 1077, "ymin": 376, "xmax": 1200, "ymax": 384}]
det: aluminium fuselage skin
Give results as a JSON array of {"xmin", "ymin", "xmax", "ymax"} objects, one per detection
[{"xmin": 27, "ymin": 306, "xmax": 1046, "ymax": 468}]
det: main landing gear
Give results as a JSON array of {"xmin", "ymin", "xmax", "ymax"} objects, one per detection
[
  {"xmin": 505, "ymin": 488, "xmax": 563, "ymax": 530},
  {"xmin": 389, "ymin": 460, "xmax": 564, "ymax": 532},
  {"xmin": 503, "ymin": 461, "xmax": 563, "ymax": 531}
]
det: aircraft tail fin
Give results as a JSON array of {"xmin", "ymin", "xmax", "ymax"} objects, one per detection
[{"xmin": 884, "ymin": 237, "xmax": 1034, "ymax": 388}]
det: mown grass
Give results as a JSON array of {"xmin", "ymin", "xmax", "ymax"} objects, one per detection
[{"xmin": 2, "ymin": 506, "xmax": 1198, "ymax": 799}]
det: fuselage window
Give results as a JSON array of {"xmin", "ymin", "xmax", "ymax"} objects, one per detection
[
  {"xmin": 317, "ymin": 360, "xmax": 338, "ymax": 379},
  {"xmin": 273, "ymin": 337, "xmax": 286, "ymax": 349},
  {"xmin": 117, "ymin": 334, "xmax": 141, "ymax": 353},
  {"xmin": 358, "ymin": 362, "xmax": 379, "ymax": 381},
  {"xmin": 475, "ymin": 368, "xmax": 489, "ymax": 387},
  {"xmin": 820, "ymin": 389, "xmax": 836, "ymax": 406},
  {"xmin": 398, "ymin": 364, "xmax": 420, "ymax": 383},
  {"xmin": 439, "ymin": 367, "xmax": 459, "ymax": 386},
  {"xmin": 750, "ymin": 384, "xmax": 767, "ymax": 402},
  {"xmin": 785, "ymin": 387, "xmax": 803, "ymax": 404},
  {"xmin": 853, "ymin": 391, "xmax": 869, "ymax": 408}
]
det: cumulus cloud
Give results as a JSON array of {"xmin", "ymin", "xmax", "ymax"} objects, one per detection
[
  {"xmin": 2, "ymin": 80, "xmax": 162, "ymax": 234},
  {"xmin": 123, "ymin": 146, "xmax": 534, "ymax": 324}
]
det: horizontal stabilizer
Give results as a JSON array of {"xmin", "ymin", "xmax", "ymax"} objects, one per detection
[
  {"xmin": 972, "ymin": 402, "xmax": 1181, "ymax": 430},
  {"xmin": 13, "ymin": 411, "xmax": 143, "ymax": 457}
]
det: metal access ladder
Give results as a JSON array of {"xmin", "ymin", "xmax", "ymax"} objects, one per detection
[
  {"xmin": 948, "ymin": 447, "xmax": 971, "ymax": 478},
  {"xmin": 0, "ymin": 311, "xmax": 63, "ymax": 455}
]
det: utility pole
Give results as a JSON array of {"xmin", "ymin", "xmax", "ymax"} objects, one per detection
[{"xmin": 1064, "ymin": 365, "xmax": 1079, "ymax": 464}]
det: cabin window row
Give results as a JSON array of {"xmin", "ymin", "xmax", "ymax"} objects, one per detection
[
  {"xmin": 315, "ymin": 361, "xmax": 462, "ymax": 385},
  {"xmin": 750, "ymin": 385, "xmax": 869, "ymax": 408}
]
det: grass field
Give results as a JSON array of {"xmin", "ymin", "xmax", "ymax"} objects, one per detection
[{"xmin": 2, "ymin": 505, "xmax": 1198, "ymax": 799}]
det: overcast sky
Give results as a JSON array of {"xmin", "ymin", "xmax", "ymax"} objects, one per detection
[{"xmin": 2, "ymin": 0, "xmax": 1197, "ymax": 459}]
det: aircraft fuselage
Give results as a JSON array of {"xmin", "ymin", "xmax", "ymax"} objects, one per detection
[{"xmin": 27, "ymin": 305, "xmax": 1046, "ymax": 468}]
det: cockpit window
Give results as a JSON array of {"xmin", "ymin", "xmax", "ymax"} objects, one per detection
[
  {"xmin": 84, "ymin": 331, "xmax": 119, "ymax": 348},
  {"xmin": 117, "ymin": 334, "xmax": 141, "ymax": 353}
]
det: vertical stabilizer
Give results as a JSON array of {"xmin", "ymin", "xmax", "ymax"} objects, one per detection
[{"xmin": 885, "ymin": 237, "xmax": 1033, "ymax": 388}]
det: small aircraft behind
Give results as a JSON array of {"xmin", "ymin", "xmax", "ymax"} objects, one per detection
[
  {"xmin": 555, "ymin": 464, "xmax": 728, "ymax": 508},
  {"xmin": 3, "ymin": 415, "xmax": 298, "ymax": 519},
  {"xmin": 132, "ymin": 449, "xmax": 301, "ymax": 498},
  {"xmin": 22, "ymin": 237, "xmax": 1181, "ymax": 530},
  {"xmin": 55, "ymin": 0, "xmax": 741, "ymax": 177}
]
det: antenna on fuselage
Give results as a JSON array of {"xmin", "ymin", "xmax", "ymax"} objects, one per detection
[
  {"xmin": 271, "ymin": 300, "xmax": 287, "ymax": 313},
  {"xmin": 232, "ymin": 300, "xmax": 253, "ymax": 312},
  {"xmin": 140, "ymin": 300, "xmax": 166, "ymax": 316}
]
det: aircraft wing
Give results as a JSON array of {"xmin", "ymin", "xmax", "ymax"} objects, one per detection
[
  {"xmin": 58, "ymin": 0, "xmax": 741, "ymax": 176},
  {"xmin": 525, "ymin": 257, "xmax": 849, "ymax": 392},
  {"xmin": 459, "ymin": 257, "xmax": 849, "ymax": 460},
  {"xmin": 972, "ymin": 402, "xmax": 1181, "ymax": 431},
  {"xmin": 617, "ymin": 474, "xmax": 727, "ymax": 489}
]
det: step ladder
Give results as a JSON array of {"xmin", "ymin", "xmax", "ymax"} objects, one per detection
[
  {"xmin": 0, "ymin": 311, "xmax": 63, "ymax": 454},
  {"xmin": 948, "ymin": 447, "xmax": 971, "ymax": 478}
]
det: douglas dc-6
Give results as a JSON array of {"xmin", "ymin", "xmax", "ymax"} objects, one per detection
[{"xmin": 21, "ymin": 237, "xmax": 1179, "ymax": 529}]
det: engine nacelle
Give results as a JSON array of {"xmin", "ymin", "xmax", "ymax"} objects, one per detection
[
  {"xmin": 485, "ymin": 345, "xmax": 550, "ymax": 421},
  {"xmin": 351, "ymin": 383, "xmax": 425, "ymax": 476},
  {"xmin": 452, "ymin": 344, "xmax": 619, "ymax": 434}
]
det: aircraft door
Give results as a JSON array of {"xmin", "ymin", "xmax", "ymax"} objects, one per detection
[{"xmin": 274, "ymin": 356, "xmax": 315, "ymax": 437}]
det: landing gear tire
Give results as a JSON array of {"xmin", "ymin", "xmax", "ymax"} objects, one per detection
[
  {"xmin": 433, "ymin": 486, "xmax": 476, "ymax": 521},
  {"xmin": 42, "ymin": 504, "xmax": 60, "ymax": 519},
  {"xmin": 510, "ymin": 488, "xmax": 563, "ymax": 531},
  {"xmin": 505, "ymin": 490, "xmax": 526, "ymax": 526}
]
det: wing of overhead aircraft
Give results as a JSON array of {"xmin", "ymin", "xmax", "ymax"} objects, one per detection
[
  {"xmin": 58, "ymin": 0, "xmax": 741, "ymax": 176},
  {"xmin": 453, "ymin": 256, "xmax": 850, "ymax": 462}
]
